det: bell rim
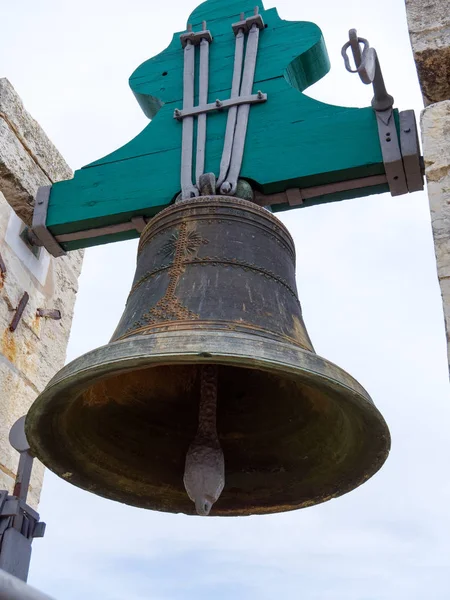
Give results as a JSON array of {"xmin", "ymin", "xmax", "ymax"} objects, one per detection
[{"xmin": 26, "ymin": 330, "xmax": 390, "ymax": 516}]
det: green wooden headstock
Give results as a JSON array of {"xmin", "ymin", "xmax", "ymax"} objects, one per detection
[{"xmin": 39, "ymin": 0, "xmax": 415, "ymax": 252}]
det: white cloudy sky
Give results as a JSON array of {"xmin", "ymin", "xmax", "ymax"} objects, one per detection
[{"xmin": 3, "ymin": 0, "xmax": 450, "ymax": 598}]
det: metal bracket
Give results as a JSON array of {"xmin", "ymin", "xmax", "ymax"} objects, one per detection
[
  {"xmin": 232, "ymin": 11, "xmax": 264, "ymax": 35},
  {"xmin": 341, "ymin": 29, "xmax": 424, "ymax": 197},
  {"xmin": 180, "ymin": 25, "xmax": 213, "ymax": 49},
  {"xmin": 31, "ymin": 187, "xmax": 66, "ymax": 258},
  {"xmin": 253, "ymin": 173, "xmax": 389, "ymax": 207},
  {"xmin": 174, "ymin": 92, "xmax": 267, "ymax": 120},
  {"xmin": 399, "ymin": 110, "xmax": 424, "ymax": 193},
  {"xmin": 0, "ymin": 417, "xmax": 46, "ymax": 582},
  {"xmin": 375, "ymin": 109, "xmax": 408, "ymax": 196}
]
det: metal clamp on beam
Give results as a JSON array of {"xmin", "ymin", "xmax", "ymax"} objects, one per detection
[
  {"xmin": 31, "ymin": 186, "xmax": 66, "ymax": 258},
  {"xmin": 232, "ymin": 7, "xmax": 264, "ymax": 34},
  {"xmin": 0, "ymin": 417, "xmax": 45, "ymax": 583},
  {"xmin": 341, "ymin": 29, "xmax": 423, "ymax": 197},
  {"xmin": 180, "ymin": 23, "xmax": 213, "ymax": 48}
]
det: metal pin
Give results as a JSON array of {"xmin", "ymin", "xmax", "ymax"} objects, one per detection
[
  {"xmin": 10, "ymin": 292, "xmax": 29, "ymax": 332},
  {"xmin": 36, "ymin": 309, "xmax": 61, "ymax": 320}
]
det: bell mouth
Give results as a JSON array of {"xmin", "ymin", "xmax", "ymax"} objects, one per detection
[{"xmin": 25, "ymin": 330, "xmax": 390, "ymax": 516}]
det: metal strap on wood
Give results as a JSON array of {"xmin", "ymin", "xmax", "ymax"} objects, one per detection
[
  {"xmin": 220, "ymin": 10, "xmax": 264, "ymax": 195},
  {"xmin": 181, "ymin": 34, "xmax": 198, "ymax": 199},
  {"xmin": 176, "ymin": 8, "xmax": 266, "ymax": 199},
  {"xmin": 217, "ymin": 24, "xmax": 245, "ymax": 189},
  {"xmin": 196, "ymin": 27, "xmax": 210, "ymax": 186}
]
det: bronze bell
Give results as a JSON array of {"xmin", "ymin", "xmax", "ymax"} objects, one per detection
[{"xmin": 25, "ymin": 196, "xmax": 390, "ymax": 516}]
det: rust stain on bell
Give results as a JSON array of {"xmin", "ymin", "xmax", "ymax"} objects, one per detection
[{"xmin": 25, "ymin": 196, "xmax": 390, "ymax": 516}]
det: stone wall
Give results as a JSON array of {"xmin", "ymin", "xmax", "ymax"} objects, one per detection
[
  {"xmin": 405, "ymin": 1, "xmax": 450, "ymax": 375},
  {"xmin": 0, "ymin": 78, "xmax": 82, "ymax": 509}
]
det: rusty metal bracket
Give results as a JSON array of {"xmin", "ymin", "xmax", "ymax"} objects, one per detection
[{"xmin": 9, "ymin": 293, "xmax": 29, "ymax": 332}]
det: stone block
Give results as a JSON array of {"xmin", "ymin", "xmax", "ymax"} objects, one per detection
[
  {"xmin": 0, "ymin": 78, "xmax": 72, "ymax": 224},
  {"xmin": 421, "ymin": 100, "xmax": 450, "ymax": 373},
  {"xmin": 405, "ymin": 0, "xmax": 450, "ymax": 104}
]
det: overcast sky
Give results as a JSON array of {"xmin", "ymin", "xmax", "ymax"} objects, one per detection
[{"xmin": 2, "ymin": 0, "xmax": 450, "ymax": 598}]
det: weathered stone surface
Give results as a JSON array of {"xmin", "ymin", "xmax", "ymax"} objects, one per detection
[
  {"xmin": 405, "ymin": 0, "xmax": 450, "ymax": 104},
  {"xmin": 0, "ymin": 190, "xmax": 82, "ymax": 509},
  {"xmin": 0, "ymin": 79, "xmax": 72, "ymax": 225},
  {"xmin": 421, "ymin": 100, "xmax": 450, "ymax": 372},
  {"xmin": 0, "ymin": 78, "xmax": 83, "ymax": 510}
]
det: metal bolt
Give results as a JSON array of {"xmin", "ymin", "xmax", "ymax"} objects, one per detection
[
  {"xmin": 174, "ymin": 108, "xmax": 182, "ymax": 120},
  {"xmin": 215, "ymin": 99, "xmax": 223, "ymax": 108},
  {"xmin": 403, "ymin": 127, "xmax": 411, "ymax": 133},
  {"xmin": 257, "ymin": 90, "xmax": 263, "ymax": 100}
]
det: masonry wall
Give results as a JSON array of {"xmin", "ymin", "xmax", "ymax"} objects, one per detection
[
  {"xmin": 405, "ymin": 0, "xmax": 450, "ymax": 376},
  {"xmin": 0, "ymin": 78, "xmax": 82, "ymax": 509}
]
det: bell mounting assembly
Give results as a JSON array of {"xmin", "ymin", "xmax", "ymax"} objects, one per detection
[
  {"xmin": 23, "ymin": 0, "xmax": 422, "ymax": 516},
  {"xmin": 28, "ymin": 0, "xmax": 423, "ymax": 255}
]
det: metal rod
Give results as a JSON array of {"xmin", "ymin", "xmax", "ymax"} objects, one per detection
[
  {"xmin": 174, "ymin": 91, "xmax": 266, "ymax": 119},
  {"xmin": 9, "ymin": 293, "xmax": 29, "ymax": 333},
  {"xmin": 12, "ymin": 454, "xmax": 33, "ymax": 503},
  {"xmin": 217, "ymin": 28, "xmax": 245, "ymax": 188},
  {"xmin": 180, "ymin": 40, "xmax": 198, "ymax": 199},
  {"xmin": 36, "ymin": 309, "xmax": 61, "ymax": 320},
  {"xmin": 195, "ymin": 34, "xmax": 210, "ymax": 186},
  {"xmin": 0, "ymin": 570, "xmax": 55, "ymax": 600},
  {"xmin": 222, "ymin": 23, "xmax": 260, "ymax": 195}
]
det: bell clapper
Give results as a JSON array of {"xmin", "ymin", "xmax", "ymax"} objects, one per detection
[{"xmin": 183, "ymin": 364, "xmax": 225, "ymax": 516}]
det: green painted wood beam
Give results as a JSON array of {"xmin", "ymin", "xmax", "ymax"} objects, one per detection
[{"xmin": 45, "ymin": 0, "xmax": 396, "ymax": 251}]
